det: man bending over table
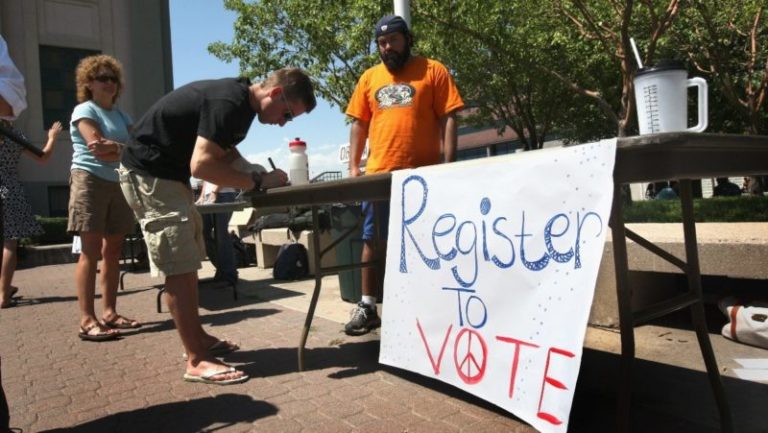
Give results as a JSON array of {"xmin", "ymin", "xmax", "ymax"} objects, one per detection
[{"xmin": 119, "ymin": 68, "xmax": 316, "ymax": 385}]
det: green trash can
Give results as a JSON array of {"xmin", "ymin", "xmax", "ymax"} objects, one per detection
[{"xmin": 331, "ymin": 204, "xmax": 363, "ymax": 303}]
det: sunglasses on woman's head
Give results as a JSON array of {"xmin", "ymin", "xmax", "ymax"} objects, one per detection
[{"xmin": 94, "ymin": 75, "xmax": 118, "ymax": 83}]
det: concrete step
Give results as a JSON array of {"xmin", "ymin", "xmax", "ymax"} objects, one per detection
[
  {"xmin": 589, "ymin": 222, "xmax": 768, "ymax": 327},
  {"xmin": 18, "ymin": 236, "xmax": 146, "ymax": 268},
  {"xmin": 18, "ymin": 243, "xmax": 76, "ymax": 268}
]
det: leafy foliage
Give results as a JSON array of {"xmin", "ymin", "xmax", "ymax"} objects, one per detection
[
  {"xmin": 20, "ymin": 217, "xmax": 70, "ymax": 246},
  {"xmin": 209, "ymin": 0, "xmax": 767, "ymax": 144},
  {"xmin": 671, "ymin": 1, "xmax": 767, "ymax": 134},
  {"xmin": 413, "ymin": 1, "xmax": 612, "ymax": 148},
  {"xmin": 210, "ymin": 0, "xmax": 391, "ymax": 111}
]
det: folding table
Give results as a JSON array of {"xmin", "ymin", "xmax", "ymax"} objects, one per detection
[{"xmin": 243, "ymin": 132, "xmax": 768, "ymax": 432}]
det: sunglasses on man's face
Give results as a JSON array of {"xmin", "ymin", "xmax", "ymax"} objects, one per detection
[
  {"xmin": 93, "ymin": 75, "xmax": 118, "ymax": 83},
  {"xmin": 279, "ymin": 92, "xmax": 296, "ymax": 122}
]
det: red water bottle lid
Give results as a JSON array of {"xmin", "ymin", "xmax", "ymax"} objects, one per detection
[{"xmin": 289, "ymin": 137, "xmax": 306, "ymax": 148}]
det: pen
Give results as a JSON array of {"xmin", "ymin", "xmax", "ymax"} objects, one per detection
[{"xmin": 268, "ymin": 157, "xmax": 277, "ymax": 170}]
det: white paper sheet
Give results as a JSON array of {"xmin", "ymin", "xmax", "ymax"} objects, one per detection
[{"xmin": 380, "ymin": 139, "xmax": 617, "ymax": 433}]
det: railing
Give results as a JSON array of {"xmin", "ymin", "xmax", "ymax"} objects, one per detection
[{"xmin": 310, "ymin": 171, "xmax": 342, "ymax": 183}]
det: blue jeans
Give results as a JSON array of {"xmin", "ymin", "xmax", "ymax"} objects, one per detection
[{"xmin": 202, "ymin": 192, "xmax": 238, "ymax": 283}]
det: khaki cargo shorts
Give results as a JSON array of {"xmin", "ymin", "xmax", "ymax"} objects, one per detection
[{"xmin": 117, "ymin": 165, "xmax": 205, "ymax": 278}]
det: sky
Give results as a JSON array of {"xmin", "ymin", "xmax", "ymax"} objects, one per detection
[{"xmin": 169, "ymin": 0, "xmax": 350, "ymax": 178}]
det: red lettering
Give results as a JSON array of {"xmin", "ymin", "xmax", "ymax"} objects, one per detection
[
  {"xmin": 416, "ymin": 319, "xmax": 453, "ymax": 375},
  {"xmin": 537, "ymin": 347, "xmax": 576, "ymax": 425},
  {"xmin": 453, "ymin": 328, "xmax": 488, "ymax": 384},
  {"xmin": 496, "ymin": 336, "xmax": 540, "ymax": 399}
]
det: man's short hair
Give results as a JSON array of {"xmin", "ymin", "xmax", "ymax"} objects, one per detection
[{"xmin": 264, "ymin": 68, "xmax": 317, "ymax": 113}]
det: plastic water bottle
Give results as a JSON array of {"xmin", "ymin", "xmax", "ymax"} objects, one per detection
[{"xmin": 288, "ymin": 137, "xmax": 309, "ymax": 185}]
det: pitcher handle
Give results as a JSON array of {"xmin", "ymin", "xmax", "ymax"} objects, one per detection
[{"xmin": 687, "ymin": 77, "xmax": 708, "ymax": 132}]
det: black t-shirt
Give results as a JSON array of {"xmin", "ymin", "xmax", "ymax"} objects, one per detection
[{"xmin": 122, "ymin": 77, "xmax": 255, "ymax": 182}]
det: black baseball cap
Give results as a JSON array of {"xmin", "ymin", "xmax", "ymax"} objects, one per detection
[{"xmin": 375, "ymin": 15, "xmax": 409, "ymax": 38}]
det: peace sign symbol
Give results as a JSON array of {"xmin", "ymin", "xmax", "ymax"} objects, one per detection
[{"xmin": 453, "ymin": 328, "xmax": 488, "ymax": 384}]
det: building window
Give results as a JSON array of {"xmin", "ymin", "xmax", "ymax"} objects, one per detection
[
  {"xmin": 47, "ymin": 185, "xmax": 69, "ymax": 217},
  {"xmin": 39, "ymin": 45, "xmax": 99, "ymax": 129}
]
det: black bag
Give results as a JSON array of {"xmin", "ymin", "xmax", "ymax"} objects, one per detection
[
  {"xmin": 230, "ymin": 232, "xmax": 255, "ymax": 268},
  {"xmin": 273, "ymin": 243, "xmax": 309, "ymax": 280}
]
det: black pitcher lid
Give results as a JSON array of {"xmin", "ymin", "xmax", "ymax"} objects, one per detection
[{"xmin": 635, "ymin": 59, "xmax": 686, "ymax": 77}]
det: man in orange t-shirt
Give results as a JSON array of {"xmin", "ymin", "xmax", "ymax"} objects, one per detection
[{"xmin": 344, "ymin": 15, "xmax": 464, "ymax": 335}]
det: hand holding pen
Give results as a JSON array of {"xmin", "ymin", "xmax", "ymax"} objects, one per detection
[{"xmin": 259, "ymin": 157, "xmax": 287, "ymax": 189}]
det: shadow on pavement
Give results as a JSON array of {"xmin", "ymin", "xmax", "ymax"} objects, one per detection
[
  {"xmin": 570, "ymin": 348, "xmax": 768, "ymax": 433},
  {"xmin": 229, "ymin": 340, "xmax": 382, "ymax": 378},
  {"xmin": 197, "ymin": 280, "xmax": 305, "ymax": 312},
  {"xmin": 38, "ymin": 394, "xmax": 277, "ymax": 433},
  {"xmin": 244, "ymin": 336, "xmax": 768, "ymax": 433},
  {"xmin": 20, "ymin": 285, "xmax": 149, "ymax": 308},
  {"xmin": 132, "ymin": 307, "xmax": 282, "ymax": 336},
  {"xmin": 376, "ymin": 345, "xmax": 768, "ymax": 432},
  {"xmin": 0, "ymin": 295, "xmax": 74, "ymax": 308}
]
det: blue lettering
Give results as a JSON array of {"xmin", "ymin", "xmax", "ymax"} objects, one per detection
[
  {"xmin": 443, "ymin": 286, "xmax": 475, "ymax": 326},
  {"xmin": 491, "ymin": 217, "xmax": 515, "ymax": 268},
  {"xmin": 400, "ymin": 175, "xmax": 440, "ymax": 273},
  {"xmin": 397, "ymin": 175, "xmax": 602, "ymax": 278},
  {"xmin": 433, "ymin": 214, "xmax": 457, "ymax": 261},
  {"xmin": 465, "ymin": 295, "xmax": 488, "ymax": 329},
  {"xmin": 575, "ymin": 211, "xmax": 603, "ymax": 269},
  {"xmin": 451, "ymin": 221, "xmax": 478, "ymax": 287},
  {"xmin": 480, "ymin": 198, "xmax": 492, "ymax": 262},
  {"xmin": 518, "ymin": 212, "xmax": 550, "ymax": 271},
  {"xmin": 545, "ymin": 213, "xmax": 574, "ymax": 264}
]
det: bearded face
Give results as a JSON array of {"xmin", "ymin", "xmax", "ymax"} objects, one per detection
[
  {"xmin": 377, "ymin": 32, "xmax": 412, "ymax": 72},
  {"xmin": 381, "ymin": 44, "xmax": 411, "ymax": 72}
]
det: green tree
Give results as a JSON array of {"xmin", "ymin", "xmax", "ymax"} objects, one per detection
[
  {"xmin": 209, "ymin": 0, "xmax": 390, "ymax": 109},
  {"xmin": 413, "ymin": 1, "xmax": 612, "ymax": 149},
  {"xmin": 210, "ymin": 0, "xmax": 619, "ymax": 148},
  {"xmin": 209, "ymin": 0, "xmax": 762, "ymax": 144},
  {"xmin": 551, "ymin": 0, "xmax": 684, "ymax": 136},
  {"xmin": 673, "ymin": 0, "xmax": 767, "ymax": 134}
]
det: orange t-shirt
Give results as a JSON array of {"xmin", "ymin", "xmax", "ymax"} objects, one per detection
[{"xmin": 345, "ymin": 56, "xmax": 464, "ymax": 174}]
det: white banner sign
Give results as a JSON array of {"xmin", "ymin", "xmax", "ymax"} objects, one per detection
[{"xmin": 380, "ymin": 139, "xmax": 617, "ymax": 433}]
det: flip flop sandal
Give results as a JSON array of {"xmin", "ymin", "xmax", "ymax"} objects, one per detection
[
  {"xmin": 0, "ymin": 299, "xmax": 18, "ymax": 309},
  {"xmin": 78, "ymin": 323, "xmax": 120, "ymax": 341},
  {"xmin": 183, "ymin": 367, "xmax": 249, "ymax": 385},
  {"xmin": 101, "ymin": 314, "xmax": 142, "ymax": 329},
  {"xmin": 10, "ymin": 286, "xmax": 18, "ymax": 297}
]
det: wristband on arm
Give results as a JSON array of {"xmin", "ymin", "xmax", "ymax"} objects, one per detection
[{"xmin": 251, "ymin": 170, "xmax": 263, "ymax": 191}]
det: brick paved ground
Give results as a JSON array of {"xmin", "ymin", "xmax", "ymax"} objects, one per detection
[{"xmin": 1, "ymin": 262, "xmax": 766, "ymax": 433}]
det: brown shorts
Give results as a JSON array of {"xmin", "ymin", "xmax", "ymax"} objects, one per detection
[
  {"xmin": 118, "ymin": 165, "xmax": 205, "ymax": 277},
  {"xmin": 68, "ymin": 169, "xmax": 136, "ymax": 235}
]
